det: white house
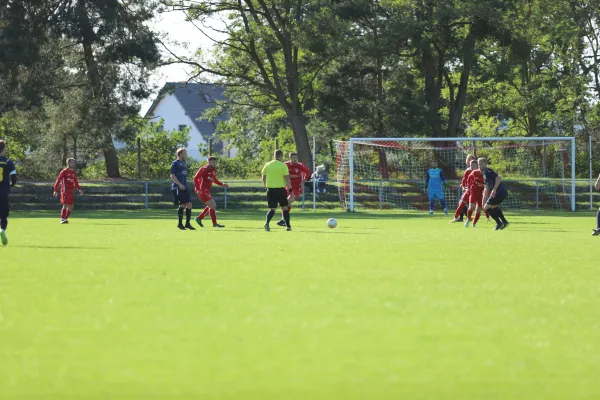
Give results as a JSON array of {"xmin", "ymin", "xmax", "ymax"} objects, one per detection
[{"xmin": 144, "ymin": 82, "xmax": 236, "ymax": 160}]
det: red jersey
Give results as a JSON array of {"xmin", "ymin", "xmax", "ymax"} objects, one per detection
[
  {"xmin": 285, "ymin": 161, "xmax": 310, "ymax": 188},
  {"xmin": 193, "ymin": 165, "xmax": 224, "ymax": 192},
  {"xmin": 53, "ymin": 168, "xmax": 81, "ymax": 194},
  {"xmin": 467, "ymin": 170, "xmax": 485, "ymax": 195},
  {"xmin": 461, "ymin": 168, "xmax": 473, "ymax": 189}
]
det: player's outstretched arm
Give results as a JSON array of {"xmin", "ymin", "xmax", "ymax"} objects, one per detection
[
  {"xmin": 595, "ymin": 173, "xmax": 600, "ymax": 190},
  {"xmin": 213, "ymin": 176, "xmax": 228, "ymax": 188},
  {"xmin": 261, "ymin": 175, "xmax": 267, "ymax": 188},
  {"xmin": 302, "ymin": 165, "xmax": 311, "ymax": 182},
  {"xmin": 461, "ymin": 169, "xmax": 470, "ymax": 190},
  {"xmin": 482, "ymin": 188, "xmax": 489, "ymax": 205},
  {"xmin": 74, "ymin": 174, "xmax": 83, "ymax": 195},
  {"xmin": 425, "ymin": 171, "xmax": 430, "ymax": 190},
  {"xmin": 9, "ymin": 160, "xmax": 16, "ymax": 187},
  {"xmin": 170, "ymin": 174, "xmax": 184, "ymax": 190},
  {"xmin": 53, "ymin": 170, "xmax": 64, "ymax": 195},
  {"xmin": 440, "ymin": 171, "xmax": 447, "ymax": 190},
  {"xmin": 193, "ymin": 168, "xmax": 204, "ymax": 193},
  {"xmin": 491, "ymin": 175, "xmax": 502, "ymax": 196}
]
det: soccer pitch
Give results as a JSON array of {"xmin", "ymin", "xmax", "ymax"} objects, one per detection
[{"xmin": 1, "ymin": 210, "xmax": 599, "ymax": 399}]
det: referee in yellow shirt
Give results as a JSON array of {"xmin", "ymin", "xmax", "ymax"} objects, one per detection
[{"xmin": 262, "ymin": 149, "xmax": 293, "ymax": 231}]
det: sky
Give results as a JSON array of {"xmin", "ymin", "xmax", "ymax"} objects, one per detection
[{"xmin": 140, "ymin": 10, "xmax": 218, "ymax": 115}]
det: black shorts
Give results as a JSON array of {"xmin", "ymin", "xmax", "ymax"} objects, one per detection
[
  {"xmin": 173, "ymin": 188, "xmax": 191, "ymax": 205},
  {"xmin": 0, "ymin": 195, "xmax": 9, "ymax": 219},
  {"xmin": 486, "ymin": 190, "xmax": 508, "ymax": 206},
  {"xmin": 267, "ymin": 188, "xmax": 288, "ymax": 209}
]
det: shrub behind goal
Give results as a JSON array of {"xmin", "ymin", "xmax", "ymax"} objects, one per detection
[{"xmin": 335, "ymin": 137, "xmax": 575, "ymax": 212}]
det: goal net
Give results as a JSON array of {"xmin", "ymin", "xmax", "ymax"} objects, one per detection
[{"xmin": 335, "ymin": 137, "xmax": 575, "ymax": 212}]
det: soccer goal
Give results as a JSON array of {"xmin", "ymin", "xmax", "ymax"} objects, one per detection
[{"xmin": 335, "ymin": 137, "xmax": 576, "ymax": 212}]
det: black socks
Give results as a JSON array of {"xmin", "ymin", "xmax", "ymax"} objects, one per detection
[
  {"xmin": 266, "ymin": 209, "xmax": 275, "ymax": 224},
  {"xmin": 282, "ymin": 210, "xmax": 291, "ymax": 227}
]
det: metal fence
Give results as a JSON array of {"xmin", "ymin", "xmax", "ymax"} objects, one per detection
[
  {"xmin": 10, "ymin": 178, "xmax": 599, "ymax": 211},
  {"xmin": 10, "ymin": 180, "xmax": 338, "ymax": 211}
]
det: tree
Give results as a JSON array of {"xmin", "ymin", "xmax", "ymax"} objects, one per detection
[
  {"xmin": 50, "ymin": 0, "xmax": 161, "ymax": 177},
  {"xmin": 161, "ymin": 0, "xmax": 343, "ymax": 166},
  {"xmin": 0, "ymin": 2, "xmax": 67, "ymax": 114},
  {"xmin": 466, "ymin": 0, "xmax": 588, "ymax": 140},
  {"xmin": 1, "ymin": 0, "xmax": 161, "ymax": 178},
  {"xmin": 315, "ymin": 0, "xmax": 429, "ymax": 138}
]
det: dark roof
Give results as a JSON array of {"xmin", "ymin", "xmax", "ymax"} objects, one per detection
[{"xmin": 146, "ymin": 82, "xmax": 228, "ymax": 154}]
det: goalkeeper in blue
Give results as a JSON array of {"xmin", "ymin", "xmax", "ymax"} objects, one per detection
[{"xmin": 425, "ymin": 161, "xmax": 448, "ymax": 215}]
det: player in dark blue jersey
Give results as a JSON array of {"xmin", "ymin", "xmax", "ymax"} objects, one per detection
[
  {"xmin": 0, "ymin": 140, "xmax": 17, "ymax": 245},
  {"xmin": 170, "ymin": 148, "xmax": 195, "ymax": 231},
  {"xmin": 478, "ymin": 158, "xmax": 509, "ymax": 230}
]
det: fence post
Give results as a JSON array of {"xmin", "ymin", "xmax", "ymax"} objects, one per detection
[
  {"xmin": 379, "ymin": 180, "xmax": 383, "ymax": 210},
  {"xmin": 590, "ymin": 134, "xmax": 593, "ymax": 210},
  {"xmin": 535, "ymin": 180, "xmax": 539, "ymax": 210},
  {"xmin": 224, "ymin": 186, "xmax": 228, "ymax": 210},
  {"xmin": 144, "ymin": 182, "xmax": 149, "ymax": 210},
  {"xmin": 543, "ymin": 140, "xmax": 547, "ymax": 177},
  {"xmin": 137, "ymin": 137, "xmax": 142, "ymax": 180},
  {"xmin": 313, "ymin": 135, "xmax": 317, "ymax": 212}
]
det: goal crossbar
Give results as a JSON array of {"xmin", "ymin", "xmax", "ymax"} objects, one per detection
[{"xmin": 347, "ymin": 136, "xmax": 576, "ymax": 212}]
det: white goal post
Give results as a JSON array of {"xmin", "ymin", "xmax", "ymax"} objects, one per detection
[{"xmin": 336, "ymin": 137, "xmax": 576, "ymax": 212}]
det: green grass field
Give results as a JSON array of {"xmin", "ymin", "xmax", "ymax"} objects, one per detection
[{"xmin": 1, "ymin": 209, "xmax": 599, "ymax": 399}]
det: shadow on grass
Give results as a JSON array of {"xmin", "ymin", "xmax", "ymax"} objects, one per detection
[
  {"xmin": 12, "ymin": 209, "xmax": 591, "ymax": 221},
  {"xmin": 91, "ymin": 223, "xmax": 134, "ymax": 226},
  {"xmin": 12, "ymin": 246, "xmax": 113, "ymax": 249},
  {"xmin": 509, "ymin": 229, "xmax": 573, "ymax": 233},
  {"xmin": 228, "ymin": 228, "xmax": 370, "ymax": 235}
]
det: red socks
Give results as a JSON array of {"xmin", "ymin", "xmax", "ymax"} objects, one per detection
[
  {"xmin": 198, "ymin": 207, "xmax": 217, "ymax": 225},
  {"xmin": 474, "ymin": 212, "xmax": 481, "ymax": 225},
  {"xmin": 61, "ymin": 208, "xmax": 72, "ymax": 220},
  {"xmin": 198, "ymin": 207, "xmax": 210, "ymax": 220}
]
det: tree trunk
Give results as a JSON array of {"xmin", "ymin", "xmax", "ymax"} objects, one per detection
[
  {"xmin": 103, "ymin": 143, "xmax": 120, "ymax": 178},
  {"xmin": 78, "ymin": 0, "xmax": 120, "ymax": 177},
  {"xmin": 422, "ymin": 44, "xmax": 444, "ymax": 137},
  {"xmin": 521, "ymin": 60, "xmax": 537, "ymax": 136},
  {"xmin": 447, "ymin": 32, "xmax": 476, "ymax": 136},
  {"xmin": 287, "ymin": 106, "xmax": 313, "ymax": 169},
  {"xmin": 62, "ymin": 134, "xmax": 68, "ymax": 163},
  {"xmin": 378, "ymin": 150, "xmax": 389, "ymax": 179}
]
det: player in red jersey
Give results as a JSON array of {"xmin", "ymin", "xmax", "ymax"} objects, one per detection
[
  {"xmin": 277, "ymin": 152, "xmax": 311, "ymax": 227},
  {"xmin": 449, "ymin": 155, "xmax": 476, "ymax": 223},
  {"xmin": 53, "ymin": 158, "xmax": 83, "ymax": 224},
  {"xmin": 193, "ymin": 156, "xmax": 229, "ymax": 228},
  {"xmin": 464, "ymin": 162, "xmax": 489, "ymax": 227}
]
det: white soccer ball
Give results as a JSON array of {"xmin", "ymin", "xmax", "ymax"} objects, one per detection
[{"xmin": 327, "ymin": 218, "xmax": 337, "ymax": 229}]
